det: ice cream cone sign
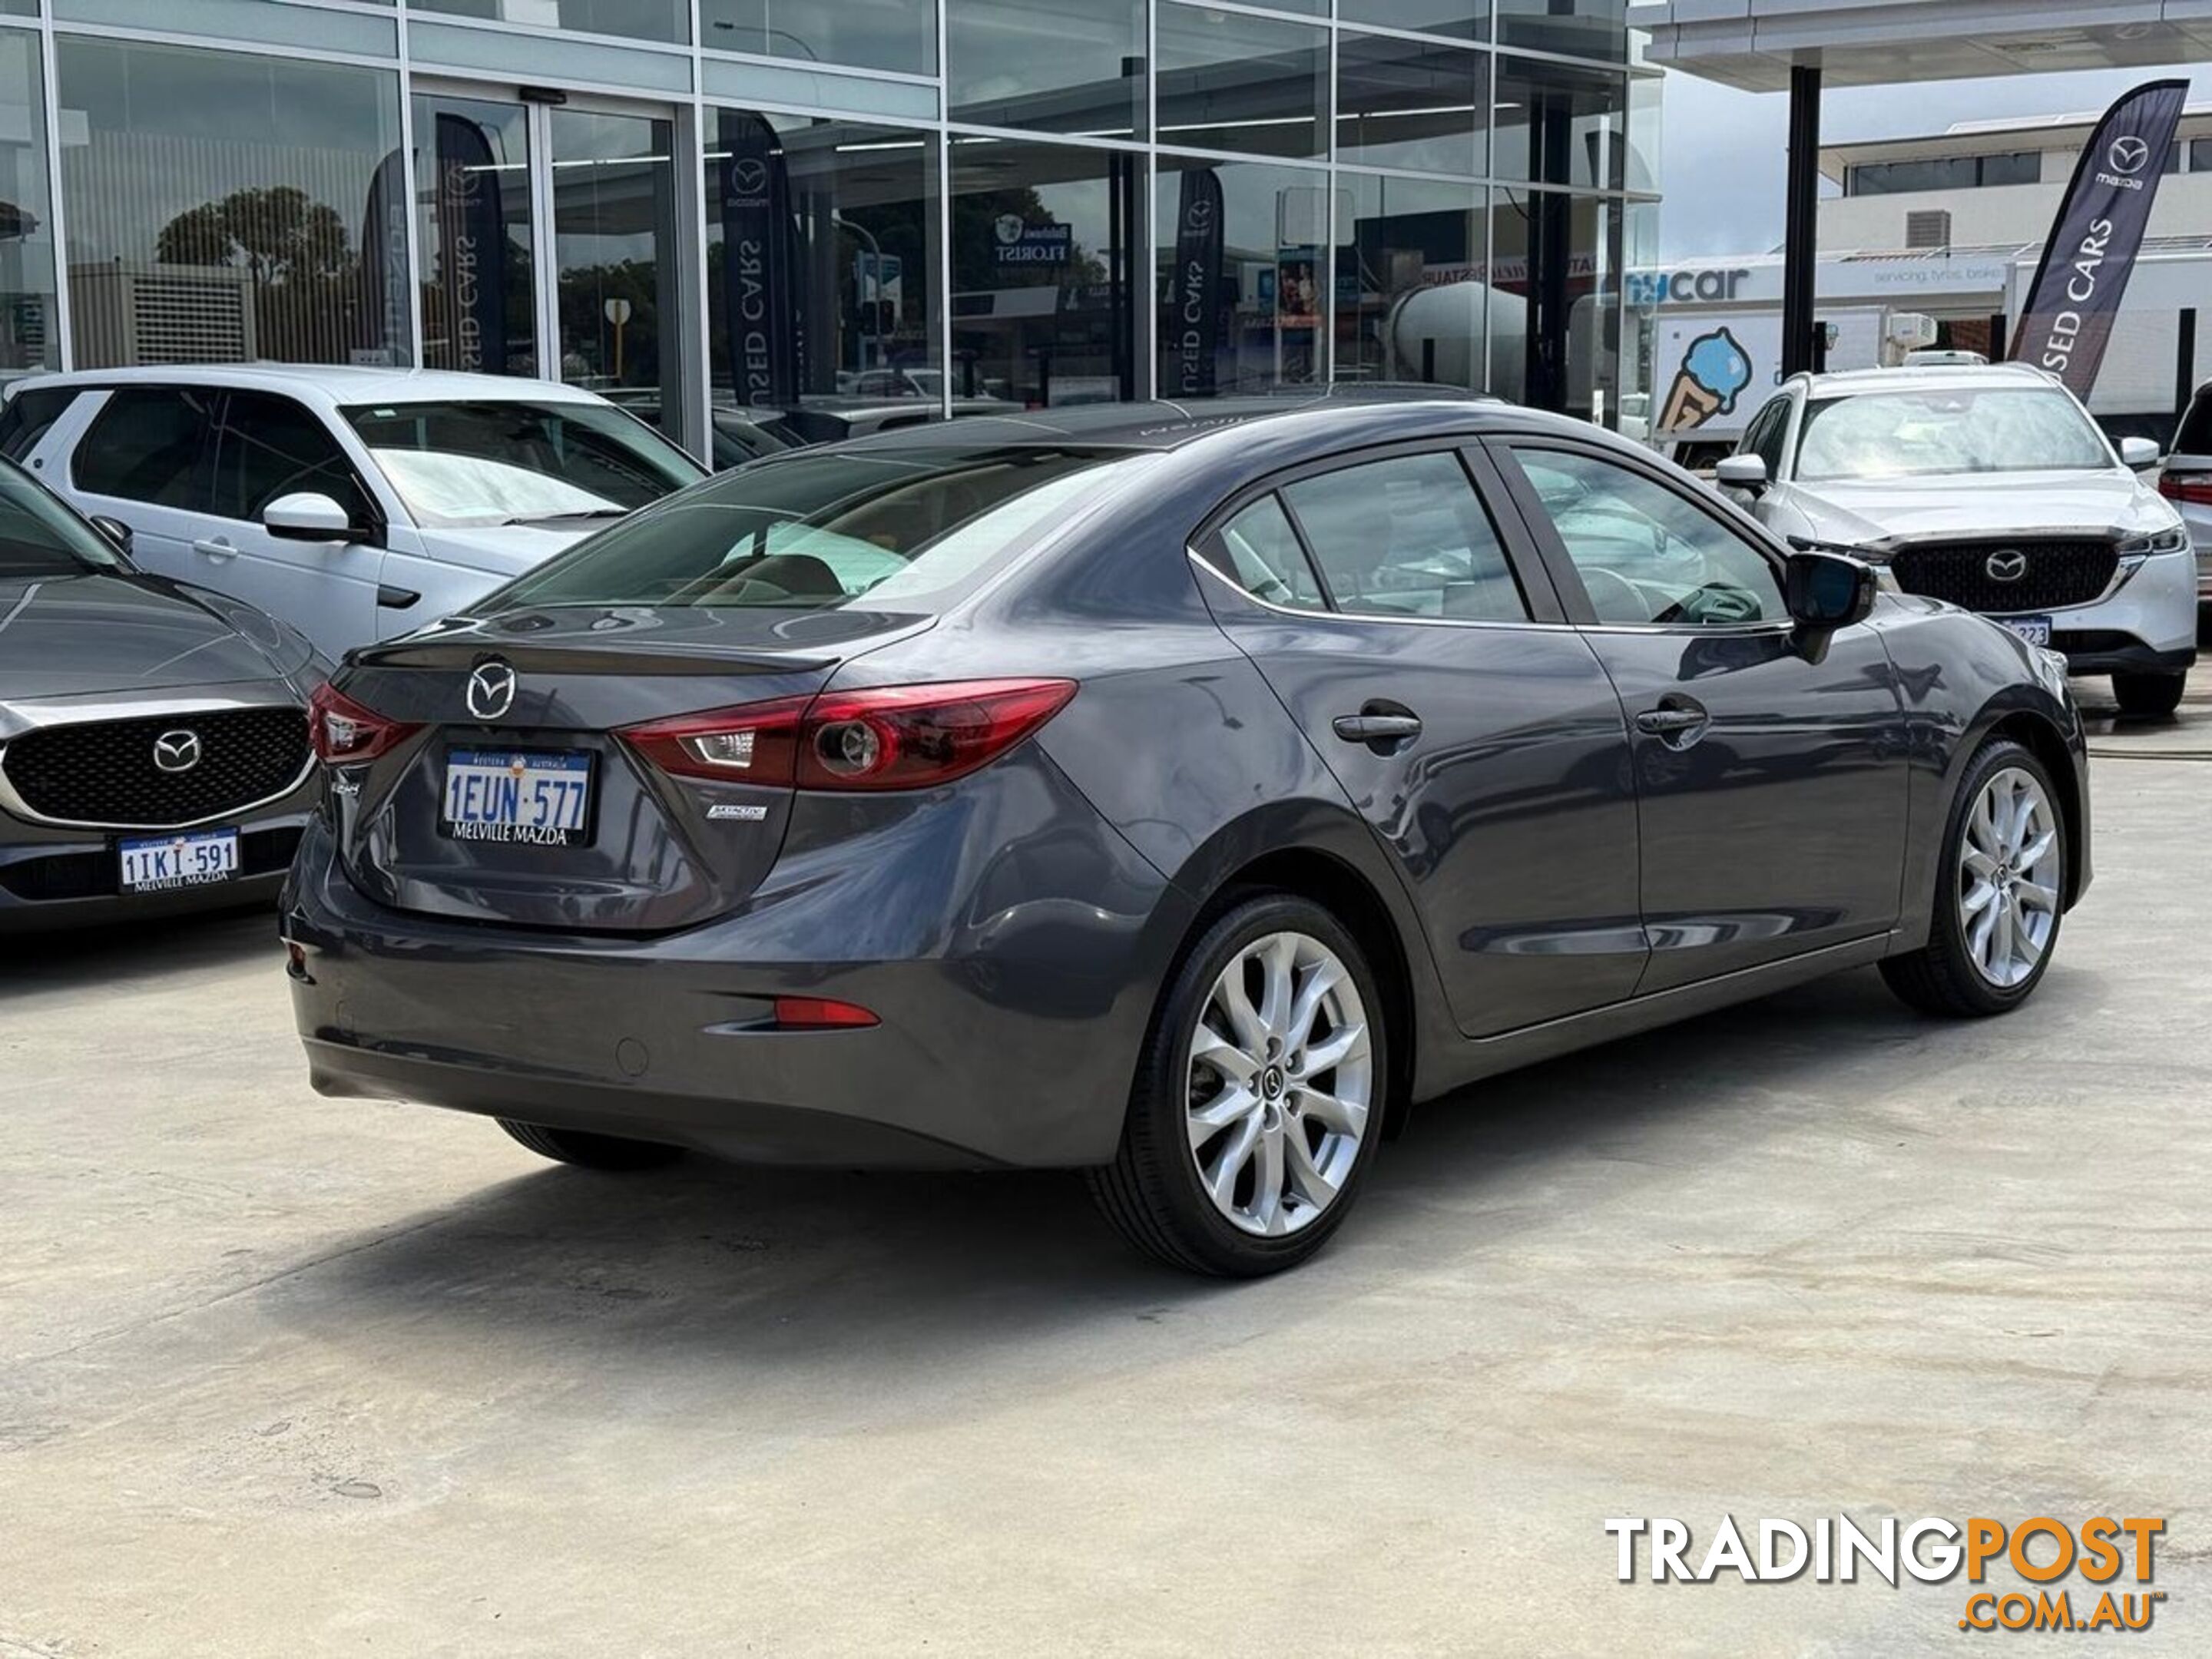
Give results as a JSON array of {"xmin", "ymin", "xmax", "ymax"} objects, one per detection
[{"xmin": 1660, "ymin": 326, "xmax": 1753, "ymax": 434}]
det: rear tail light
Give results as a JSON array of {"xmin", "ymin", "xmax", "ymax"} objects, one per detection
[
  {"xmin": 618, "ymin": 679, "xmax": 1077, "ymax": 793},
  {"xmin": 309, "ymin": 681, "xmax": 420, "ymax": 764},
  {"xmin": 2158, "ymin": 472, "xmax": 2212, "ymax": 508}
]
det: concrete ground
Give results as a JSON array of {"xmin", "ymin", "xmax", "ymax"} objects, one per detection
[{"xmin": 2, "ymin": 681, "xmax": 2207, "ymax": 1658}]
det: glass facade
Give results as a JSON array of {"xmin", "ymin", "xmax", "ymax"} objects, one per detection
[{"xmin": 0, "ymin": 0, "xmax": 1654, "ymax": 451}]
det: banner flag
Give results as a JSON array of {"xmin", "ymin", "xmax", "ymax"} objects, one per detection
[
  {"xmin": 1167, "ymin": 169, "xmax": 1224, "ymax": 398},
  {"xmin": 432, "ymin": 113, "xmax": 509, "ymax": 376},
  {"xmin": 717, "ymin": 111, "xmax": 800, "ymax": 409},
  {"xmin": 2010, "ymin": 78, "xmax": 2189, "ymax": 399},
  {"xmin": 359, "ymin": 147, "xmax": 411, "ymax": 365}
]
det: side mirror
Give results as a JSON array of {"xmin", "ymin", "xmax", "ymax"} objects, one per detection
[
  {"xmin": 89, "ymin": 514, "xmax": 133, "ymax": 555},
  {"xmin": 263, "ymin": 492, "xmax": 356, "ymax": 543},
  {"xmin": 2120, "ymin": 435, "xmax": 2162, "ymax": 471},
  {"xmin": 1715, "ymin": 454, "xmax": 1770, "ymax": 495},
  {"xmin": 1784, "ymin": 549, "xmax": 1878, "ymax": 631}
]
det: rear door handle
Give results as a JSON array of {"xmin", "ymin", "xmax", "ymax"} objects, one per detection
[
  {"xmin": 1332, "ymin": 712, "xmax": 1424, "ymax": 747},
  {"xmin": 191, "ymin": 537, "xmax": 237, "ymax": 563}
]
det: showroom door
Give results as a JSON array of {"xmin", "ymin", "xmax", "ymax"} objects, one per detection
[{"xmin": 413, "ymin": 89, "xmax": 686, "ymax": 437}]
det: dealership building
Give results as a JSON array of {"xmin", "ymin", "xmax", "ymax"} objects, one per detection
[{"xmin": 0, "ymin": 0, "xmax": 1660, "ymax": 457}]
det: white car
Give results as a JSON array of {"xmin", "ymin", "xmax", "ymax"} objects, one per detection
[
  {"xmin": 1718, "ymin": 363, "xmax": 2197, "ymax": 718},
  {"xmin": 0, "ymin": 366, "xmax": 704, "ymax": 660}
]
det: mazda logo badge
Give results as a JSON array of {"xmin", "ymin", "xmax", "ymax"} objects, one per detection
[
  {"xmin": 2109, "ymin": 136, "xmax": 2152, "ymax": 176},
  {"xmin": 465, "ymin": 660, "xmax": 518, "ymax": 721},
  {"xmin": 1985, "ymin": 550, "xmax": 2029, "ymax": 584},
  {"xmin": 152, "ymin": 730, "xmax": 202, "ymax": 774}
]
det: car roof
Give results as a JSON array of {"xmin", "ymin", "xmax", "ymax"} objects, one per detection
[
  {"xmin": 12, "ymin": 363, "xmax": 609, "ymax": 411},
  {"xmin": 1796, "ymin": 363, "xmax": 2063, "ymax": 399},
  {"xmin": 811, "ymin": 386, "xmax": 1585, "ymax": 461}
]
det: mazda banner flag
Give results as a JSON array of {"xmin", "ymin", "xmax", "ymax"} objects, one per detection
[
  {"xmin": 433, "ymin": 113, "xmax": 510, "ymax": 376},
  {"xmin": 1167, "ymin": 169, "xmax": 1224, "ymax": 398},
  {"xmin": 2010, "ymin": 78, "xmax": 2188, "ymax": 400},
  {"xmin": 717, "ymin": 110, "xmax": 800, "ymax": 409}
]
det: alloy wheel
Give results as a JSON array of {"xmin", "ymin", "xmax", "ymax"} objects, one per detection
[
  {"xmin": 1185, "ymin": 931, "xmax": 1373, "ymax": 1237},
  {"xmin": 1959, "ymin": 766, "xmax": 2061, "ymax": 989}
]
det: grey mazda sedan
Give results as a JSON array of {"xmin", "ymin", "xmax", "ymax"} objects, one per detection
[
  {"xmin": 283, "ymin": 397, "xmax": 2091, "ymax": 1276},
  {"xmin": 0, "ymin": 459, "xmax": 326, "ymax": 931}
]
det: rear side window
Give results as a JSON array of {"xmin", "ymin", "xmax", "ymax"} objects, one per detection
[
  {"xmin": 210, "ymin": 392, "xmax": 374, "ymax": 527},
  {"xmin": 0, "ymin": 386, "xmax": 81, "ymax": 462},
  {"xmin": 1205, "ymin": 496, "xmax": 1327, "ymax": 612},
  {"xmin": 1281, "ymin": 452, "xmax": 1529, "ymax": 622},
  {"xmin": 75, "ymin": 388, "xmax": 217, "ymax": 509}
]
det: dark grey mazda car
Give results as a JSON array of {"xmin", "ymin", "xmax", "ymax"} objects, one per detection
[
  {"xmin": 0, "ymin": 459, "xmax": 326, "ymax": 931},
  {"xmin": 283, "ymin": 397, "xmax": 2091, "ymax": 1275}
]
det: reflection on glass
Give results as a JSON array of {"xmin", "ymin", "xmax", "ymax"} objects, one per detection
[
  {"xmin": 1498, "ymin": 0, "xmax": 1628, "ymax": 62},
  {"xmin": 947, "ymin": 0, "xmax": 1145, "ymax": 140},
  {"xmin": 1337, "ymin": 0, "xmax": 1488, "ymax": 42},
  {"xmin": 1619, "ymin": 199, "xmax": 1659, "ymax": 442},
  {"xmin": 551, "ymin": 110, "xmax": 682, "ymax": 432},
  {"xmin": 1156, "ymin": 5, "xmax": 1327, "ymax": 161},
  {"xmin": 1627, "ymin": 72, "xmax": 1661, "ymax": 196},
  {"xmin": 1332, "ymin": 173, "xmax": 1483, "ymax": 389},
  {"xmin": 341, "ymin": 399, "xmax": 700, "ymax": 525},
  {"xmin": 950, "ymin": 138, "xmax": 1137, "ymax": 408},
  {"xmin": 701, "ymin": 0, "xmax": 935, "ymax": 74},
  {"xmin": 1495, "ymin": 58, "xmax": 1628, "ymax": 191},
  {"xmin": 57, "ymin": 38, "xmax": 405, "ymax": 369},
  {"xmin": 0, "ymin": 31, "xmax": 56, "ymax": 382},
  {"xmin": 414, "ymin": 96, "xmax": 536, "ymax": 376},
  {"xmin": 408, "ymin": 0, "xmax": 688, "ymax": 46},
  {"xmin": 1489, "ymin": 187, "xmax": 1619, "ymax": 424},
  {"xmin": 704, "ymin": 111, "xmax": 942, "ymax": 416},
  {"xmin": 1336, "ymin": 35, "xmax": 1486, "ymax": 178},
  {"xmin": 1156, "ymin": 158, "xmax": 1325, "ymax": 398}
]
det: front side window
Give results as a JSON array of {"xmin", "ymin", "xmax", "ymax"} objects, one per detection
[
  {"xmin": 1743, "ymin": 396, "xmax": 1792, "ymax": 477},
  {"xmin": 1796, "ymin": 387, "xmax": 2114, "ymax": 482},
  {"xmin": 1515, "ymin": 448, "xmax": 1786, "ymax": 627},
  {"xmin": 211, "ymin": 393, "xmax": 373, "ymax": 526},
  {"xmin": 342, "ymin": 400, "xmax": 703, "ymax": 528},
  {"xmin": 483, "ymin": 444, "xmax": 1157, "ymax": 614},
  {"xmin": 1281, "ymin": 452, "xmax": 1528, "ymax": 622},
  {"xmin": 75, "ymin": 389, "xmax": 216, "ymax": 508}
]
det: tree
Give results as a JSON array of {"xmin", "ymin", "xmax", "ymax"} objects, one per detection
[{"xmin": 157, "ymin": 187, "xmax": 353, "ymax": 286}]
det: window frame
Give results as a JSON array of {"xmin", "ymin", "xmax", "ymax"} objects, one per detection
[
  {"xmin": 1189, "ymin": 435, "xmax": 1569, "ymax": 628},
  {"xmin": 1485, "ymin": 434, "xmax": 1796, "ymax": 635}
]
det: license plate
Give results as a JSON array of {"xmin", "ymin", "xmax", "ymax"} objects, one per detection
[
  {"xmin": 440, "ymin": 749, "xmax": 593, "ymax": 846},
  {"xmin": 120, "ymin": 828, "xmax": 240, "ymax": 892},
  {"xmin": 2000, "ymin": 615, "xmax": 2052, "ymax": 646}
]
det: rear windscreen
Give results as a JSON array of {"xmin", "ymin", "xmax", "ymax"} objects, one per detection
[
  {"xmin": 2176, "ymin": 392, "xmax": 2212, "ymax": 459},
  {"xmin": 481, "ymin": 445, "xmax": 1154, "ymax": 614}
]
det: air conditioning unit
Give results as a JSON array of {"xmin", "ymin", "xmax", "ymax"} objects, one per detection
[
  {"xmin": 68, "ymin": 263, "xmax": 258, "ymax": 367},
  {"xmin": 1906, "ymin": 210, "xmax": 1953, "ymax": 250}
]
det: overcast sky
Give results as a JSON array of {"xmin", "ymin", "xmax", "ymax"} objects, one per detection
[{"xmin": 1657, "ymin": 65, "xmax": 2212, "ymax": 260}]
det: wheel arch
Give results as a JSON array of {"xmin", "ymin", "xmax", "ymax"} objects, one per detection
[
  {"xmin": 1162, "ymin": 823, "xmax": 1446, "ymax": 1140},
  {"xmin": 1980, "ymin": 708, "xmax": 2088, "ymax": 909}
]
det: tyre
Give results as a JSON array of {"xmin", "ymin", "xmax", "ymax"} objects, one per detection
[
  {"xmin": 1087, "ymin": 894, "xmax": 1389, "ymax": 1277},
  {"xmin": 1879, "ymin": 737, "xmax": 2065, "ymax": 1018},
  {"xmin": 496, "ymin": 1118, "xmax": 684, "ymax": 1170},
  {"xmin": 2111, "ymin": 671, "xmax": 2186, "ymax": 720}
]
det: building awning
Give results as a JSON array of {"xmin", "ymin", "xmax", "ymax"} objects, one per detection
[{"xmin": 1631, "ymin": 1, "xmax": 2212, "ymax": 91}]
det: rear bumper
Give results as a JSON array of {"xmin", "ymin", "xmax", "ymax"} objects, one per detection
[{"xmin": 280, "ymin": 755, "xmax": 1190, "ymax": 1170}]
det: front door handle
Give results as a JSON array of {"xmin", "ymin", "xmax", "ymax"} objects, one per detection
[
  {"xmin": 191, "ymin": 537, "xmax": 237, "ymax": 563},
  {"xmin": 1634, "ymin": 700, "xmax": 1710, "ymax": 743},
  {"xmin": 1333, "ymin": 711, "xmax": 1424, "ymax": 747}
]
